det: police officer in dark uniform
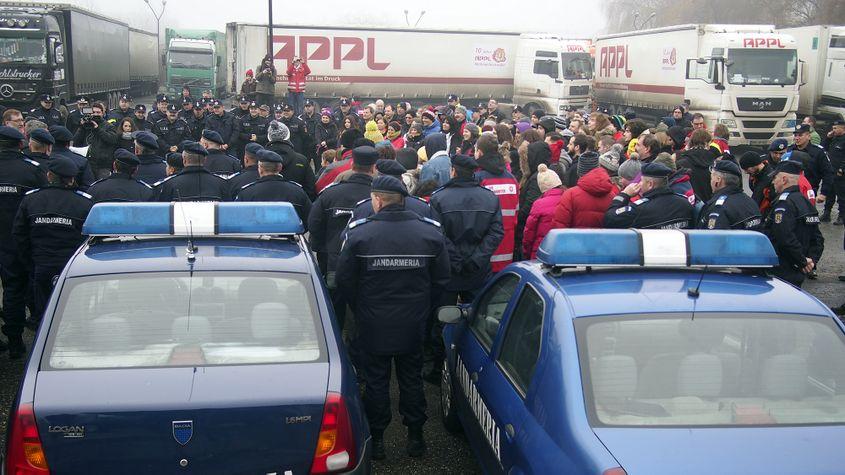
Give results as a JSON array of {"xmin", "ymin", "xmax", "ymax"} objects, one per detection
[
  {"xmin": 13, "ymin": 157, "xmax": 93, "ymax": 330},
  {"xmin": 822, "ymin": 119, "xmax": 845, "ymax": 224},
  {"xmin": 336, "ymin": 174, "xmax": 451, "ymax": 460},
  {"xmin": 763, "ymin": 160, "xmax": 824, "ymax": 287},
  {"xmin": 87, "ymin": 149, "xmax": 154, "ymax": 203},
  {"xmin": 230, "ymin": 95, "xmax": 252, "ymax": 120},
  {"xmin": 228, "ymin": 142, "xmax": 263, "ymax": 197},
  {"xmin": 204, "ymin": 100, "xmax": 236, "ymax": 152},
  {"xmin": 23, "ymin": 128, "xmax": 55, "ymax": 170},
  {"xmin": 200, "ymin": 129, "xmax": 241, "ymax": 175},
  {"xmin": 604, "ymin": 162, "xmax": 694, "ymax": 229},
  {"xmin": 26, "ymin": 94, "xmax": 63, "ymax": 128},
  {"xmin": 185, "ymin": 100, "xmax": 207, "ymax": 141},
  {"xmin": 178, "ymin": 96, "xmax": 195, "ymax": 122},
  {"xmin": 148, "ymin": 94, "xmax": 170, "ymax": 124},
  {"xmin": 0, "ymin": 126, "xmax": 47, "ymax": 357},
  {"xmin": 740, "ymin": 150, "xmax": 775, "ymax": 212},
  {"xmin": 697, "ymin": 160, "xmax": 762, "ymax": 230},
  {"xmin": 308, "ymin": 146, "xmax": 377, "ymax": 328},
  {"xmin": 300, "ymin": 99, "xmax": 320, "ymax": 167},
  {"xmin": 235, "ymin": 149, "xmax": 312, "ymax": 225},
  {"xmin": 279, "ymin": 103, "xmax": 310, "ymax": 156},
  {"xmin": 789, "ymin": 123, "xmax": 834, "ymax": 202},
  {"xmin": 132, "ymin": 131, "xmax": 167, "ymax": 185},
  {"xmin": 131, "ymin": 104, "xmax": 154, "ymax": 132},
  {"xmin": 153, "ymin": 104, "xmax": 192, "ymax": 154},
  {"xmin": 234, "ymin": 101, "xmax": 269, "ymax": 160},
  {"xmin": 64, "ymin": 96, "xmax": 89, "ymax": 136},
  {"xmin": 351, "ymin": 159, "xmax": 436, "ymax": 221},
  {"xmin": 154, "ymin": 142, "xmax": 230, "ymax": 201},
  {"xmin": 48, "ymin": 126, "xmax": 95, "ymax": 191},
  {"xmin": 107, "ymin": 93, "xmax": 134, "ymax": 122},
  {"xmin": 165, "ymin": 151, "xmax": 184, "ymax": 176}
]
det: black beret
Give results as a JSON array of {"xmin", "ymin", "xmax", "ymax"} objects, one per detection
[
  {"xmin": 376, "ymin": 158, "xmax": 406, "ymax": 177},
  {"xmin": 120, "ymin": 93, "xmax": 132, "ymax": 101},
  {"xmin": 211, "ymin": 100, "xmax": 222, "ymax": 107},
  {"xmin": 451, "ymin": 154, "xmax": 478, "ymax": 170},
  {"xmin": 166, "ymin": 104, "xmax": 179, "ymax": 112},
  {"xmin": 156, "ymin": 94, "xmax": 169, "ymax": 103},
  {"xmin": 794, "ymin": 123, "xmax": 811, "ymax": 134},
  {"xmin": 281, "ymin": 103, "xmax": 293, "ymax": 111},
  {"xmin": 256, "ymin": 149, "xmax": 283, "ymax": 163},
  {"xmin": 0, "ymin": 125, "xmax": 24, "ymax": 141},
  {"xmin": 29, "ymin": 128, "xmax": 54, "ymax": 145},
  {"xmin": 178, "ymin": 140, "xmax": 194, "ymax": 152},
  {"xmin": 193, "ymin": 101, "xmax": 203, "ymax": 109},
  {"xmin": 352, "ymin": 146, "xmax": 379, "ymax": 166},
  {"xmin": 712, "ymin": 159, "xmax": 742, "ymax": 178},
  {"xmin": 166, "ymin": 152, "xmax": 184, "ymax": 168},
  {"xmin": 113, "ymin": 148, "xmax": 140, "ymax": 166},
  {"xmin": 38, "ymin": 94, "xmax": 54, "ymax": 102},
  {"xmin": 775, "ymin": 159, "xmax": 802, "ymax": 175},
  {"xmin": 133, "ymin": 131, "xmax": 159, "ymax": 150},
  {"xmin": 832, "ymin": 119, "xmax": 845, "ymax": 127},
  {"xmin": 135, "ymin": 104, "xmax": 146, "ymax": 112},
  {"xmin": 447, "ymin": 94, "xmax": 458, "ymax": 102},
  {"xmin": 182, "ymin": 141, "xmax": 208, "ymax": 156},
  {"xmin": 239, "ymin": 95, "xmax": 249, "ymax": 103},
  {"xmin": 249, "ymin": 101, "xmax": 258, "ymax": 108},
  {"xmin": 371, "ymin": 175, "xmax": 408, "ymax": 196},
  {"xmin": 739, "ymin": 151, "xmax": 764, "ymax": 169},
  {"xmin": 201, "ymin": 129, "xmax": 224, "ymax": 144},
  {"xmin": 47, "ymin": 157, "xmax": 78, "ymax": 177},
  {"xmin": 182, "ymin": 97, "xmax": 193, "ymax": 105},
  {"xmin": 244, "ymin": 142, "xmax": 264, "ymax": 156},
  {"xmin": 48, "ymin": 125, "xmax": 73, "ymax": 142},
  {"xmin": 641, "ymin": 162, "xmax": 673, "ymax": 178},
  {"xmin": 340, "ymin": 98, "xmax": 350, "ymax": 106},
  {"xmin": 273, "ymin": 104, "xmax": 284, "ymax": 112},
  {"xmin": 304, "ymin": 99, "xmax": 314, "ymax": 106}
]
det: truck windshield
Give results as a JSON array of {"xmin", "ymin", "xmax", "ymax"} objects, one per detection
[
  {"xmin": 727, "ymin": 48, "xmax": 797, "ymax": 85},
  {"xmin": 169, "ymin": 50, "xmax": 213, "ymax": 69},
  {"xmin": 562, "ymin": 53, "xmax": 592, "ymax": 79},
  {"xmin": 0, "ymin": 37, "xmax": 46, "ymax": 64}
]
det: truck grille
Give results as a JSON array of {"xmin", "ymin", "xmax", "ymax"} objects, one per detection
[
  {"xmin": 170, "ymin": 77, "xmax": 212, "ymax": 88},
  {"xmin": 569, "ymin": 85, "xmax": 589, "ymax": 96},
  {"xmin": 744, "ymin": 132, "xmax": 775, "ymax": 140},
  {"xmin": 742, "ymin": 120, "xmax": 777, "ymax": 129},
  {"xmin": 736, "ymin": 97, "xmax": 787, "ymax": 112},
  {"xmin": 820, "ymin": 95, "xmax": 845, "ymax": 108}
]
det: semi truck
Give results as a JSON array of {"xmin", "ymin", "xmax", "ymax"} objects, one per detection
[
  {"xmin": 594, "ymin": 24, "xmax": 801, "ymax": 147},
  {"xmin": 0, "ymin": 2, "xmax": 156, "ymax": 111},
  {"xmin": 129, "ymin": 27, "xmax": 158, "ymax": 98},
  {"xmin": 225, "ymin": 23, "xmax": 593, "ymax": 114},
  {"xmin": 165, "ymin": 28, "xmax": 227, "ymax": 99},
  {"xmin": 777, "ymin": 25, "xmax": 845, "ymax": 123}
]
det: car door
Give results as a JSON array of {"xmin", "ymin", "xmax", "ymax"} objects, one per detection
[{"xmin": 452, "ymin": 272, "xmax": 520, "ymax": 474}]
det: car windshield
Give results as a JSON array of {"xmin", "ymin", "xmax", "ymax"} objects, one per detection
[
  {"xmin": 0, "ymin": 37, "xmax": 46, "ymax": 64},
  {"xmin": 561, "ymin": 53, "xmax": 592, "ymax": 79},
  {"xmin": 727, "ymin": 48, "xmax": 797, "ymax": 85},
  {"xmin": 577, "ymin": 313, "xmax": 845, "ymax": 427},
  {"xmin": 43, "ymin": 272, "xmax": 324, "ymax": 369},
  {"xmin": 169, "ymin": 50, "xmax": 213, "ymax": 69}
]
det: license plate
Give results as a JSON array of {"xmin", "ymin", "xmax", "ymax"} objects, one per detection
[{"xmin": 748, "ymin": 140, "xmax": 770, "ymax": 146}]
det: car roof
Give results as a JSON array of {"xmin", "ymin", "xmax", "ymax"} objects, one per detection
[
  {"xmin": 510, "ymin": 262, "xmax": 832, "ymax": 318},
  {"xmin": 65, "ymin": 237, "xmax": 312, "ymax": 277}
]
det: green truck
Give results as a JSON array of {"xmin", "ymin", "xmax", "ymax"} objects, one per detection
[{"xmin": 165, "ymin": 28, "xmax": 226, "ymax": 99}]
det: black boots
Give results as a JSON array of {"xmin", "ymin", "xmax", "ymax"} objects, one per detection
[
  {"xmin": 371, "ymin": 435, "xmax": 386, "ymax": 460},
  {"xmin": 7, "ymin": 335, "xmax": 25, "ymax": 360},
  {"xmin": 407, "ymin": 426, "xmax": 426, "ymax": 458}
]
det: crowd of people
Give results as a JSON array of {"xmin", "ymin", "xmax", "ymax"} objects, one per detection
[{"xmin": 2, "ymin": 86, "xmax": 845, "ymax": 459}]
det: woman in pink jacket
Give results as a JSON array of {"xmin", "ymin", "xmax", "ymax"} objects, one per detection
[{"xmin": 522, "ymin": 164, "xmax": 564, "ymax": 259}]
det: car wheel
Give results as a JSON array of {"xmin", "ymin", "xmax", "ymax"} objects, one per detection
[{"xmin": 440, "ymin": 359, "xmax": 463, "ymax": 434}]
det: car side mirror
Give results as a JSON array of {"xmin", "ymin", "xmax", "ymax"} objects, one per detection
[{"xmin": 438, "ymin": 306, "xmax": 465, "ymax": 324}]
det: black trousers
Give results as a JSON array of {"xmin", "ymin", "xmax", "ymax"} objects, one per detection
[
  {"xmin": 0, "ymin": 256, "xmax": 29, "ymax": 338},
  {"xmin": 255, "ymin": 93, "xmax": 275, "ymax": 109},
  {"xmin": 32, "ymin": 265, "xmax": 63, "ymax": 326},
  {"xmin": 361, "ymin": 350, "xmax": 426, "ymax": 437},
  {"xmin": 823, "ymin": 176, "xmax": 845, "ymax": 215}
]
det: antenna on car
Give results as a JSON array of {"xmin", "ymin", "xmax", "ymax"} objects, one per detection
[
  {"xmin": 687, "ymin": 265, "xmax": 707, "ymax": 321},
  {"xmin": 174, "ymin": 191, "xmax": 197, "ymax": 263}
]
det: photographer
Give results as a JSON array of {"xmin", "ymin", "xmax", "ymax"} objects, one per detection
[
  {"xmin": 72, "ymin": 101, "xmax": 118, "ymax": 179},
  {"xmin": 255, "ymin": 55, "xmax": 277, "ymax": 109},
  {"xmin": 286, "ymin": 56, "xmax": 311, "ymax": 115}
]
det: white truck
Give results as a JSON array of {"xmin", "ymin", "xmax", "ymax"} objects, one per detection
[
  {"xmin": 777, "ymin": 25, "xmax": 845, "ymax": 123},
  {"xmin": 224, "ymin": 23, "xmax": 593, "ymax": 113},
  {"xmin": 594, "ymin": 24, "xmax": 801, "ymax": 147}
]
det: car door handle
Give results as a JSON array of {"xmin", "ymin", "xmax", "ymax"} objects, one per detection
[{"xmin": 504, "ymin": 423, "xmax": 515, "ymax": 441}]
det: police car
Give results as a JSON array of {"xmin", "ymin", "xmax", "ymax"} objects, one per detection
[
  {"xmin": 5, "ymin": 202, "xmax": 370, "ymax": 474},
  {"xmin": 438, "ymin": 229, "xmax": 845, "ymax": 475}
]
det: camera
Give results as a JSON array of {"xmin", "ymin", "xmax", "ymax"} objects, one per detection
[{"xmin": 80, "ymin": 106, "xmax": 100, "ymax": 127}]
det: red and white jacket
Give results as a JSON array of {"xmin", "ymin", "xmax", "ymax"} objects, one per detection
[
  {"xmin": 286, "ymin": 63, "xmax": 311, "ymax": 93},
  {"xmin": 475, "ymin": 155, "xmax": 519, "ymax": 272}
]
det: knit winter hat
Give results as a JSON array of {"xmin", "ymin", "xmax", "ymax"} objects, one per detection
[
  {"xmin": 618, "ymin": 158, "xmax": 642, "ymax": 181},
  {"xmin": 267, "ymin": 121, "xmax": 290, "ymax": 142},
  {"xmin": 454, "ymin": 105, "xmax": 468, "ymax": 117},
  {"xmin": 577, "ymin": 151, "xmax": 600, "ymax": 177},
  {"xmin": 464, "ymin": 123, "xmax": 480, "ymax": 139},
  {"xmin": 536, "ymin": 163, "xmax": 562, "ymax": 193}
]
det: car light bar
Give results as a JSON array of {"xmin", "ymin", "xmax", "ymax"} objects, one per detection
[
  {"xmin": 82, "ymin": 202, "xmax": 304, "ymax": 236},
  {"xmin": 536, "ymin": 229, "xmax": 777, "ymax": 268}
]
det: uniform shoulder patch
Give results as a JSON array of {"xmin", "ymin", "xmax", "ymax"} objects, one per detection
[
  {"xmin": 615, "ymin": 205, "xmax": 632, "ymax": 215},
  {"xmin": 23, "ymin": 158, "xmax": 40, "ymax": 167},
  {"xmin": 409, "ymin": 195, "xmax": 428, "ymax": 204},
  {"xmin": 89, "ymin": 177, "xmax": 107, "ymax": 187},
  {"xmin": 778, "ymin": 192, "xmax": 790, "ymax": 201},
  {"xmin": 715, "ymin": 195, "xmax": 727, "ymax": 206},
  {"xmin": 75, "ymin": 190, "xmax": 92, "ymax": 199},
  {"xmin": 355, "ymin": 197, "xmax": 372, "ymax": 206},
  {"xmin": 239, "ymin": 181, "xmax": 257, "ymax": 191},
  {"xmin": 153, "ymin": 175, "xmax": 175, "ymax": 187},
  {"xmin": 137, "ymin": 180, "xmax": 153, "ymax": 189},
  {"xmin": 347, "ymin": 218, "xmax": 370, "ymax": 229},
  {"xmin": 228, "ymin": 171, "xmax": 242, "ymax": 179},
  {"xmin": 25, "ymin": 188, "xmax": 41, "ymax": 195},
  {"xmin": 319, "ymin": 182, "xmax": 339, "ymax": 194},
  {"xmin": 421, "ymin": 217, "xmax": 441, "ymax": 227},
  {"xmin": 633, "ymin": 198, "xmax": 649, "ymax": 205},
  {"xmin": 286, "ymin": 180, "xmax": 303, "ymax": 188}
]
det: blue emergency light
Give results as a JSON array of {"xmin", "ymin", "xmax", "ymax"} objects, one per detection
[
  {"xmin": 82, "ymin": 202, "xmax": 304, "ymax": 236},
  {"xmin": 536, "ymin": 229, "xmax": 778, "ymax": 268}
]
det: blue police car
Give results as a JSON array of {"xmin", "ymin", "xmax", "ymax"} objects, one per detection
[
  {"xmin": 4, "ymin": 202, "xmax": 370, "ymax": 474},
  {"xmin": 438, "ymin": 229, "xmax": 845, "ymax": 475}
]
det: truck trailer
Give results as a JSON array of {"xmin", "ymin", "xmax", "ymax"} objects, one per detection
[
  {"xmin": 594, "ymin": 24, "xmax": 800, "ymax": 147},
  {"xmin": 129, "ymin": 27, "xmax": 158, "ymax": 98},
  {"xmin": 165, "ymin": 28, "xmax": 227, "ymax": 99},
  {"xmin": 225, "ymin": 23, "xmax": 593, "ymax": 113},
  {"xmin": 777, "ymin": 25, "xmax": 845, "ymax": 123}
]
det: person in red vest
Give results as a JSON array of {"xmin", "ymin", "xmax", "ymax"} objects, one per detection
[
  {"xmin": 473, "ymin": 133, "xmax": 519, "ymax": 271},
  {"xmin": 286, "ymin": 56, "xmax": 311, "ymax": 115}
]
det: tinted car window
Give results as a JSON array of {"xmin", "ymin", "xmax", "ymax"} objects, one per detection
[
  {"xmin": 498, "ymin": 286, "xmax": 544, "ymax": 394},
  {"xmin": 470, "ymin": 273, "xmax": 520, "ymax": 350},
  {"xmin": 45, "ymin": 272, "xmax": 324, "ymax": 369}
]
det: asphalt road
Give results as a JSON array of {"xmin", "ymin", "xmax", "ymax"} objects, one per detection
[{"xmin": 0, "ymin": 217, "xmax": 842, "ymax": 473}]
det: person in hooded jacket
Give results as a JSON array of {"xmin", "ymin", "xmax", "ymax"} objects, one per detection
[
  {"xmin": 266, "ymin": 120, "xmax": 316, "ymax": 200},
  {"xmin": 517, "ymin": 141, "xmax": 551, "ymax": 259},
  {"xmin": 419, "ymin": 133, "xmax": 451, "ymax": 188},
  {"xmin": 474, "ymin": 134, "xmax": 519, "ymax": 271},
  {"xmin": 552, "ymin": 153, "xmax": 618, "ymax": 230},
  {"xmin": 523, "ymin": 164, "xmax": 564, "ymax": 259},
  {"xmin": 676, "ymin": 128, "xmax": 717, "ymax": 201}
]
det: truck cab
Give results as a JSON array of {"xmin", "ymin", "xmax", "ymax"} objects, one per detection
[
  {"xmin": 166, "ymin": 38, "xmax": 219, "ymax": 99},
  {"xmin": 684, "ymin": 28, "xmax": 800, "ymax": 146},
  {"xmin": 513, "ymin": 36, "xmax": 592, "ymax": 115},
  {"xmin": 819, "ymin": 27, "xmax": 845, "ymax": 122}
]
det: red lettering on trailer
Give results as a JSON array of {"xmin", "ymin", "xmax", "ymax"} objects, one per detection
[
  {"xmin": 300, "ymin": 36, "xmax": 330, "ymax": 62},
  {"xmin": 598, "ymin": 45, "xmax": 632, "ymax": 78},
  {"xmin": 742, "ymin": 37, "xmax": 786, "ymax": 48},
  {"xmin": 273, "ymin": 35, "xmax": 392, "ymax": 70}
]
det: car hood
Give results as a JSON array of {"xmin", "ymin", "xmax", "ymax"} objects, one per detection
[{"xmin": 593, "ymin": 426, "xmax": 844, "ymax": 475}]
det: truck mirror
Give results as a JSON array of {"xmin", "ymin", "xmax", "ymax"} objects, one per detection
[
  {"xmin": 799, "ymin": 59, "xmax": 807, "ymax": 87},
  {"xmin": 696, "ymin": 57, "xmax": 708, "ymax": 65}
]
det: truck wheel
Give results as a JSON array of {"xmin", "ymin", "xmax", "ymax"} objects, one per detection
[{"xmin": 440, "ymin": 360, "xmax": 463, "ymax": 434}]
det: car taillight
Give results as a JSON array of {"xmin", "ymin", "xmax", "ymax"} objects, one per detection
[
  {"xmin": 603, "ymin": 468, "xmax": 627, "ymax": 475},
  {"xmin": 6, "ymin": 403, "xmax": 50, "ymax": 474},
  {"xmin": 310, "ymin": 392, "xmax": 356, "ymax": 474}
]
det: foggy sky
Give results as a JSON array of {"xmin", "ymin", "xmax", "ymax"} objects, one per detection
[{"xmin": 15, "ymin": 0, "xmax": 606, "ymax": 37}]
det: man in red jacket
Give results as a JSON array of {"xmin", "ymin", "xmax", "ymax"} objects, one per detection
[
  {"xmin": 286, "ymin": 56, "xmax": 311, "ymax": 115},
  {"xmin": 474, "ymin": 134, "xmax": 519, "ymax": 271},
  {"xmin": 552, "ymin": 152, "xmax": 618, "ymax": 229}
]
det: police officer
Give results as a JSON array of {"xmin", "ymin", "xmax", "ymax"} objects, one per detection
[
  {"xmin": 23, "ymin": 128, "xmax": 54, "ymax": 169},
  {"xmin": 697, "ymin": 160, "xmax": 762, "ymax": 230},
  {"xmin": 279, "ymin": 103, "xmax": 310, "ymax": 156},
  {"xmin": 185, "ymin": 100, "xmax": 207, "ymax": 141},
  {"xmin": 64, "ymin": 96, "xmax": 89, "ymax": 136},
  {"xmin": 822, "ymin": 119, "xmax": 845, "ymax": 224},
  {"xmin": 228, "ymin": 142, "xmax": 263, "ymax": 196},
  {"xmin": 272, "ymin": 103, "xmax": 284, "ymax": 123},
  {"xmin": 350, "ymin": 159, "xmax": 435, "ymax": 221},
  {"xmin": 0, "ymin": 126, "xmax": 47, "ymax": 357},
  {"xmin": 230, "ymin": 95, "xmax": 252, "ymax": 120},
  {"xmin": 148, "ymin": 94, "xmax": 170, "ymax": 124},
  {"xmin": 235, "ymin": 149, "xmax": 312, "ymax": 225},
  {"xmin": 165, "ymin": 151, "xmax": 184, "ymax": 176},
  {"xmin": 107, "ymin": 93, "xmax": 134, "ymax": 121},
  {"xmin": 48, "ymin": 126, "xmax": 95, "ymax": 191},
  {"xmin": 200, "ymin": 130, "xmax": 241, "ymax": 175},
  {"xmin": 133, "ymin": 131, "xmax": 167, "ymax": 185},
  {"xmin": 87, "ymin": 149, "xmax": 154, "ymax": 203},
  {"xmin": 27, "ymin": 94, "xmax": 63, "ymax": 128},
  {"xmin": 204, "ymin": 100, "xmax": 236, "ymax": 152},
  {"xmin": 604, "ymin": 162, "xmax": 694, "ymax": 229},
  {"xmin": 336, "ymin": 175, "xmax": 450, "ymax": 460},
  {"xmin": 178, "ymin": 97, "xmax": 194, "ymax": 122},
  {"xmin": 300, "ymin": 99, "xmax": 319, "ymax": 166},
  {"xmin": 153, "ymin": 104, "xmax": 191, "ymax": 154},
  {"xmin": 333, "ymin": 97, "xmax": 360, "ymax": 129},
  {"xmin": 13, "ymin": 157, "xmax": 93, "ymax": 330},
  {"xmin": 740, "ymin": 150, "xmax": 775, "ymax": 213},
  {"xmin": 308, "ymin": 146, "xmax": 377, "ymax": 328},
  {"xmin": 763, "ymin": 160, "xmax": 824, "ymax": 287},
  {"xmin": 266, "ymin": 121, "xmax": 316, "ymax": 199},
  {"xmin": 154, "ymin": 142, "xmax": 230, "ymax": 201},
  {"xmin": 131, "ymin": 104, "xmax": 154, "ymax": 132},
  {"xmin": 789, "ymin": 123, "xmax": 834, "ymax": 203},
  {"xmin": 234, "ymin": 101, "xmax": 269, "ymax": 159}
]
